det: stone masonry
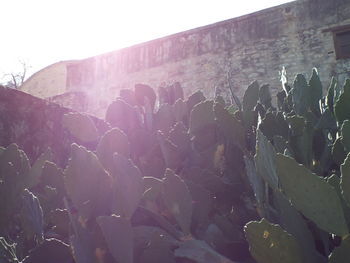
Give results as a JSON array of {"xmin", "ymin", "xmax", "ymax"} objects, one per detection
[{"xmin": 21, "ymin": 0, "xmax": 350, "ymax": 117}]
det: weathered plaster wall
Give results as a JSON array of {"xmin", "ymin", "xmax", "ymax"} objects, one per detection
[
  {"xmin": 21, "ymin": 0, "xmax": 350, "ymax": 117},
  {"xmin": 21, "ymin": 61, "xmax": 74, "ymax": 98}
]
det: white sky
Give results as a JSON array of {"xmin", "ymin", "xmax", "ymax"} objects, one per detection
[{"xmin": 0, "ymin": 0, "xmax": 294, "ymax": 81}]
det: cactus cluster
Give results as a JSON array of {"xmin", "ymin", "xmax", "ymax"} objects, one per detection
[{"xmin": 1, "ymin": 72, "xmax": 350, "ymax": 262}]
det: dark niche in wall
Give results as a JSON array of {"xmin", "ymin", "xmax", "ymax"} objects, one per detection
[{"xmin": 328, "ymin": 24, "xmax": 350, "ymax": 60}]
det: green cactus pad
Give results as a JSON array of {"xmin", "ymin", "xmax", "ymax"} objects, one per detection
[
  {"xmin": 273, "ymin": 191, "xmax": 322, "ymax": 263},
  {"xmin": 157, "ymin": 131, "xmax": 184, "ymax": 170},
  {"xmin": 186, "ymin": 90, "xmax": 206, "ymax": 114},
  {"xmin": 22, "ymin": 238, "xmax": 73, "ymax": 263},
  {"xmin": 62, "ymin": 112, "xmax": 98, "ymax": 142},
  {"xmin": 243, "ymin": 81, "xmax": 260, "ymax": 112},
  {"xmin": 334, "ymin": 79, "xmax": 350, "ymax": 122},
  {"xmin": 174, "ymin": 239, "xmax": 235, "ymax": 263},
  {"xmin": 27, "ymin": 148, "xmax": 52, "ymax": 188},
  {"xmin": 96, "ymin": 128, "xmax": 130, "ymax": 172},
  {"xmin": 168, "ymin": 122, "xmax": 191, "ymax": 151},
  {"xmin": 173, "ymin": 82, "xmax": 184, "ymax": 102},
  {"xmin": 173, "ymin": 98, "xmax": 188, "ymax": 123},
  {"xmin": 259, "ymin": 84, "xmax": 272, "ymax": 109},
  {"xmin": 276, "ymin": 154, "xmax": 349, "ymax": 236},
  {"xmin": 186, "ymin": 181, "xmax": 213, "ymax": 228},
  {"xmin": 214, "ymin": 102, "xmax": 245, "ymax": 150},
  {"xmin": 97, "ymin": 215, "xmax": 133, "ymax": 263},
  {"xmin": 40, "ymin": 161, "xmax": 66, "ymax": 197},
  {"xmin": 105, "ymin": 98, "xmax": 140, "ymax": 132},
  {"xmin": 64, "ymin": 144, "xmax": 113, "ymax": 219},
  {"xmin": 291, "ymin": 74, "xmax": 309, "ymax": 116},
  {"xmin": 20, "ymin": 189, "xmax": 44, "ymax": 241},
  {"xmin": 341, "ymin": 153, "xmax": 350, "ymax": 208},
  {"xmin": 154, "ymin": 103, "xmax": 176, "ymax": 135},
  {"xmin": 273, "ymin": 135, "xmax": 288, "ymax": 154},
  {"xmin": 49, "ymin": 209, "xmax": 69, "ymax": 237},
  {"xmin": 0, "ymin": 143, "xmax": 30, "ymax": 180},
  {"xmin": 328, "ymin": 235, "xmax": 350, "ymax": 263},
  {"xmin": 244, "ymin": 218, "xmax": 304, "ymax": 263},
  {"xmin": 327, "ymin": 174, "xmax": 350, "ymax": 229},
  {"xmin": 112, "ymin": 153, "xmax": 144, "ymax": 218},
  {"xmin": 144, "ymin": 96, "xmax": 154, "ymax": 131},
  {"xmin": 133, "ymin": 225, "xmax": 177, "ymax": 250},
  {"xmin": 69, "ymin": 216, "xmax": 95, "ymax": 263},
  {"xmin": 120, "ymin": 88, "xmax": 137, "ymax": 105},
  {"xmin": 0, "ymin": 144, "xmax": 31, "ymax": 231},
  {"xmin": 135, "ymin": 227, "xmax": 177, "ymax": 263},
  {"xmin": 134, "ymin": 83, "xmax": 156, "ymax": 110},
  {"xmin": 287, "ymin": 118, "xmax": 313, "ymax": 166},
  {"xmin": 286, "ymin": 115, "xmax": 305, "ymax": 136},
  {"xmin": 259, "ymin": 112, "xmax": 289, "ymax": 141},
  {"xmin": 162, "ymin": 169, "xmax": 193, "ymax": 235},
  {"xmin": 326, "ymin": 77, "xmax": 336, "ymax": 114},
  {"xmin": 255, "ymin": 129, "xmax": 279, "ymax": 189},
  {"xmin": 244, "ymin": 155, "xmax": 265, "ymax": 205},
  {"xmin": 143, "ymin": 176, "xmax": 163, "ymax": 201},
  {"xmin": 0, "ymin": 237, "xmax": 19, "ymax": 263},
  {"xmin": 308, "ymin": 68, "xmax": 323, "ymax": 114},
  {"xmin": 341, "ymin": 120, "xmax": 350, "ymax": 152},
  {"xmin": 332, "ymin": 137, "xmax": 347, "ymax": 166},
  {"xmin": 189, "ymin": 100, "xmax": 215, "ymax": 135}
]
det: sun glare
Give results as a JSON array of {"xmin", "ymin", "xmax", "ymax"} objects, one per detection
[{"xmin": 0, "ymin": 0, "xmax": 294, "ymax": 79}]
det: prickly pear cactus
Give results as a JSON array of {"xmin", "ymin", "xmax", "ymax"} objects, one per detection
[
  {"xmin": 341, "ymin": 153, "xmax": 350, "ymax": 207},
  {"xmin": 154, "ymin": 103, "xmax": 176, "ymax": 135},
  {"xmin": 186, "ymin": 90, "xmax": 206, "ymax": 114},
  {"xmin": 244, "ymin": 218, "xmax": 304, "ymax": 263},
  {"xmin": 334, "ymin": 79, "xmax": 350, "ymax": 122},
  {"xmin": 134, "ymin": 83, "xmax": 157, "ymax": 110},
  {"xmin": 341, "ymin": 120, "xmax": 350, "ymax": 152},
  {"xmin": 162, "ymin": 169, "xmax": 193, "ymax": 235},
  {"xmin": 0, "ymin": 237, "xmax": 19, "ymax": 263},
  {"xmin": 22, "ymin": 238, "xmax": 73, "ymax": 263},
  {"xmin": 308, "ymin": 68, "xmax": 323, "ymax": 115},
  {"xmin": 20, "ymin": 189, "xmax": 44, "ymax": 241},
  {"xmin": 189, "ymin": 100, "xmax": 215, "ymax": 135},
  {"xmin": 243, "ymin": 81, "xmax": 260, "ymax": 112},
  {"xmin": 111, "ymin": 153, "xmax": 144, "ymax": 218},
  {"xmin": 64, "ymin": 143, "xmax": 113, "ymax": 220},
  {"xmin": 329, "ymin": 235, "xmax": 350, "ymax": 263},
  {"xmin": 276, "ymin": 154, "xmax": 348, "ymax": 236},
  {"xmin": 97, "ymin": 215, "xmax": 133, "ymax": 263},
  {"xmin": 2, "ymin": 69, "xmax": 350, "ymax": 263},
  {"xmin": 214, "ymin": 102, "xmax": 245, "ymax": 150},
  {"xmin": 105, "ymin": 98, "xmax": 140, "ymax": 133},
  {"xmin": 255, "ymin": 129, "xmax": 278, "ymax": 189},
  {"xmin": 291, "ymin": 74, "xmax": 310, "ymax": 116},
  {"xmin": 62, "ymin": 112, "xmax": 99, "ymax": 142},
  {"xmin": 0, "ymin": 143, "xmax": 31, "ymax": 231},
  {"xmin": 96, "ymin": 127, "xmax": 130, "ymax": 172}
]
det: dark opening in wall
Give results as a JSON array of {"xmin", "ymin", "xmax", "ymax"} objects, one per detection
[{"xmin": 331, "ymin": 25, "xmax": 350, "ymax": 60}]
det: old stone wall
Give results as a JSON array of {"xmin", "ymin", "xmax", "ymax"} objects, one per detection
[
  {"xmin": 21, "ymin": 0, "xmax": 350, "ymax": 117},
  {"xmin": 48, "ymin": 91, "xmax": 88, "ymax": 113},
  {"xmin": 0, "ymin": 87, "xmax": 109, "ymax": 166}
]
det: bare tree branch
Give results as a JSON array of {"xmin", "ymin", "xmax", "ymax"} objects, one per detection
[{"xmin": 0, "ymin": 60, "xmax": 31, "ymax": 89}]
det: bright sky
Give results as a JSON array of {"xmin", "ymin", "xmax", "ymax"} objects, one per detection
[{"xmin": 0, "ymin": 0, "xmax": 294, "ymax": 82}]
